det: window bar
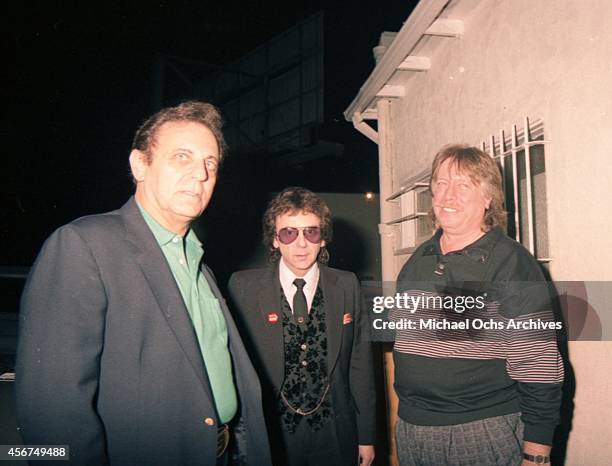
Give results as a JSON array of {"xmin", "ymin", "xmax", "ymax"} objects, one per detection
[
  {"xmin": 511, "ymin": 124, "xmax": 520, "ymax": 243},
  {"xmin": 481, "ymin": 140, "xmax": 486, "ymax": 152},
  {"xmin": 498, "ymin": 130, "xmax": 506, "ymax": 171},
  {"xmin": 498, "ymin": 130, "xmax": 506, "ymax": 197},
  {"xmin": 523, "ymin": 117, "xmax": 535, "ymax": 255},
  {"xmin": 488, "ymin": 134, "xmax": 498, "ymax": 214}
]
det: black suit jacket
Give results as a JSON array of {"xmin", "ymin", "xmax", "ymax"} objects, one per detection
[
  {"xmin": 228, "ymin": 265, "xmax": 375, "ymax": 462},
  {"xmin": 15, "ymin": 198, "xmax": 272, "ymax": 466}
]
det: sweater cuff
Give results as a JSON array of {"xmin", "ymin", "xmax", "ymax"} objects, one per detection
[{"xmin": 523, "ymin": 421, "xmax": 556, "ymax": 446}]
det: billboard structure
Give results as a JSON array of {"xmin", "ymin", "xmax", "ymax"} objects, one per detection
[{"xmin": 193, "ymin": 13, "xmax": 332, "ymax": 164}]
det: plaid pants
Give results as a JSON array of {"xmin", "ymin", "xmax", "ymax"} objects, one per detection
[{"xmin": 395, "ymin": 413, "xmax": 524, "ymax": 466}]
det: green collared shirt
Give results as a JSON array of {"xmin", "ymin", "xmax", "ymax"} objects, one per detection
[{"xmin": 138, "ymin": 204, "xmax": 237, "ymax": 423}]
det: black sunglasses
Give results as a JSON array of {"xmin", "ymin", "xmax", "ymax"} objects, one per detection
[{"xmin": 276, "ymin": 226, "xmax": 322, "ymax": 245}]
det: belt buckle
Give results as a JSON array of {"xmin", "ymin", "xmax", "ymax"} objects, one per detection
[{"xmin": 217, "ymin": 424, "xmax": 230, "ymax": 457}]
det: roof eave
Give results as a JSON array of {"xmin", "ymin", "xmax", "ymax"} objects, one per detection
[{"xmin": 343, "ymin": 0, "xmax": 451, "ymax": 122}]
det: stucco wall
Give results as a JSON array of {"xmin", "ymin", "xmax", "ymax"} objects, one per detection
[{"xmin": 385, "ymin": 0, "xmax": 612, "ymax": 463}]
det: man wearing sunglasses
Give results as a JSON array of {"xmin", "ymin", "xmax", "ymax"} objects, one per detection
[{"xmin": 228, "ymin": 187, "xmax": 375, "ymax": 466}]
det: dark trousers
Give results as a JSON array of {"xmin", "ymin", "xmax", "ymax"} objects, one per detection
[
  {"xmin": 216, "ymin": 452, "xmax": 228, "ymax": 466},
  {"xmin": 277, "ymin": 417, "xmax": 355, "ymax": 466}
]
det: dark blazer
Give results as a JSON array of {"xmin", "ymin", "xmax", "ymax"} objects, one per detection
[
  {"xmin": 15, "ymin": 198, "xmax": 272, "ymax": 466},
  {"xmin": 228, "ymin": 265, "xmax": 375, "ymax": 463}
]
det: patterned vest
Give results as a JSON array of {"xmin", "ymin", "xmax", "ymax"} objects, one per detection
[{"xmin": 278, "ymin": 285, "xmax": 333, "ymax": 432}]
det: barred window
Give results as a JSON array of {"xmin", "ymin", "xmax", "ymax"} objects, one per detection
[{"xmin": 481, "ymin": 118, "xmax": 550, "ymax": 262}]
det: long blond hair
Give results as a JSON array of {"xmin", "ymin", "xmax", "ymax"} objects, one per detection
[{"xmin": 430, "ymin": 144, "xmax": 507, "ymax": 231}]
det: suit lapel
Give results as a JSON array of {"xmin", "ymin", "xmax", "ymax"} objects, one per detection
[
  {"xmin": 120, "ymin": 198, "xmax": 213, "ymax": 397},
  {"xmin": 320, "ymin": 266, "xmax": 344, "ymax": 375},
  {"xmin": 257, "ymin": 266, "xmax": 285, "ymax": 390}
]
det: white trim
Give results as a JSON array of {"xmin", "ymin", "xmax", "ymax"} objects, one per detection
[
  {"xmin": 424, "ymin": 18, "xmax": 464, "ymax": 37},
  {"xmin": 386, "ymin": 182, "xmax": 429, "ymax": 202},
  {"xmin": 351, "ymin": 113, "xmax": 379, "ymax": 144},
  {"xmin": 398, "ymin": 56, "xmax": 431, "ymax": 71},
  {"xmin": 360, "ymin": 109, "xmax": 378, "ymax": 120},
  {"xmin": 376, "ymin": 85, "xmax": 406, "ymax": 98},
  {"xmin": 343, "ymin": 0, "xmax": 450, "ymax": 121}
]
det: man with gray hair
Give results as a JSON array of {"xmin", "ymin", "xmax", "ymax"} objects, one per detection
[{"xmin": 16, "ymin": 101, "xmax": 271, "ymax": 465}]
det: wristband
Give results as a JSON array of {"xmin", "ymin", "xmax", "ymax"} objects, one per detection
[{"xmin": 522, "ymin": 452, "xmax": 550, "ymax": 464}]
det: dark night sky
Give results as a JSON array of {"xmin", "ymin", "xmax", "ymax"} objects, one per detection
[{"xmin": 2, "ymin": 1, "xmax": 416, "ymax": 267}]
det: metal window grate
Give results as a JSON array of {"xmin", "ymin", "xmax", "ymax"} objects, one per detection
[{"xmin": 480, "ymin": 118, "xmax": 551, "ymax": 261}]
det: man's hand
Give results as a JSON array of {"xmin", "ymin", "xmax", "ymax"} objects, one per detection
[{"xmin": 358, "ymin": 444, "xmax": 375, "ymax": 466}]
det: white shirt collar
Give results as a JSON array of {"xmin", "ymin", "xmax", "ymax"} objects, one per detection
[{"xmin": 278, "ymin": 259, "xmax": 320, "ymax": 313}]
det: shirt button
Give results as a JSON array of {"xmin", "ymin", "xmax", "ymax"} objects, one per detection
[
  {"xmin": 204, "ymin": 417, "xmax": 215, "ymax": 426},
  {"xmin": 301, "ymin": 360, "xmax": 308, "ymax": 367},
  {"xmin": 179, "ymin": 258, "xmax": 185, "ymax": 265},
  {"xmin": 172, "ymin": 237, "xmax": 180, "ymax": 243},
  {"xmin": 300, "ymin": 344, "xmax": 307, "ymax": 351}
]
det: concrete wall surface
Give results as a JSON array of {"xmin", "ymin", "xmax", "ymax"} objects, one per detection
[{"xmin": 384, "ymin": 0, "xmax": 612, "ymax": 463}]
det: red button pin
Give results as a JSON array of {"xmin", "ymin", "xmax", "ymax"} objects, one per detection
[{"xmin": 267, "ymin": 312, "xmax": 279, "ymax": 324}]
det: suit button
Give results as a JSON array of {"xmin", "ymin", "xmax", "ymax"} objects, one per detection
[
  {"xmin": 204, "ymin": 417, "xmax": 215, "ymax": 426},
  {"xmin": 297, "ymin": 317, "xmax": 305, "ymax": 324},
  {"xmin": 301, "ymin": 344, "xmax": 307, "ymax": 350},
  {"xmin": 301, "ymin": 360, "xmax": 308, "ymax": 367}
]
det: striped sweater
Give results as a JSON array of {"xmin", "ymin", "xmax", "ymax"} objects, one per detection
[{"xmin": 392, "ymin": 227, "xmax": 563, "ymax": 445}]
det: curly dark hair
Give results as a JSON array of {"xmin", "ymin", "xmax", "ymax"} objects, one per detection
[
  {"xmin": 131, "ymin": 100, "xmax": 227, "ymax": 163},
  {"xmin": 262, "ymin": 187, "xmax": 332, "ymax": 263},
  {"xmin": 430, "ymin": 144, "xmax": 507, "ymax": 231}
]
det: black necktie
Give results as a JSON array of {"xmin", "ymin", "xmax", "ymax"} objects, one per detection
[{"xmin": 293, "ymin": 278, "xmax": 308, "ymax": 324}]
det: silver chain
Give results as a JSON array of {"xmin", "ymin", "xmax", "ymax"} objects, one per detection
[{"xmin": 280, "ymin": 383, "xmax": 330, "ymax": 416}]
